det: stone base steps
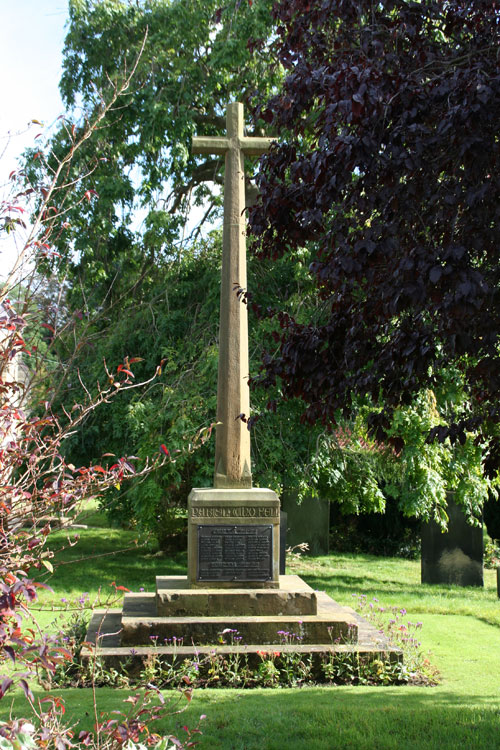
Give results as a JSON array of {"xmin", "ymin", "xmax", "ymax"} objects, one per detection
[
  {"xmin": 83, "ymin": 609, "xmax": 401, "ymax": 678},
  {"xmin": 120, "ymin": 575, "xmax": 358, "ymax": 645},
  {"xmin": 83, "ymin": 575, "xmax": 401, "ymax": 670},
  {"xmin": 155, "ymin": 575, "xmax": 317, "ymax": 616}
]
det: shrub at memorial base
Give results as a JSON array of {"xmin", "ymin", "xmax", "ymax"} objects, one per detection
[{"xmin": 352, "ymin": 596, "xmax": 440, "ymax": 686}]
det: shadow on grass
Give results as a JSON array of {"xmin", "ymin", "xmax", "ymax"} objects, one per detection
[
  {"xmin": 308, "ymin": 573, "xmax": 496, "ymax": 598},
  {"xmin": 300, "ymin": 569, "xmax": 500, "ymax": 630},
  {"xmin": 39, "ymin": 527, "xmax": 187, "ymax": 598},
  {"xmin": 174, "ymin": 687, "xmax": 500, "ymax": 750},
  {"xmin": 22, "ymin": 686, "xmax": 497, "ymax": 750}
]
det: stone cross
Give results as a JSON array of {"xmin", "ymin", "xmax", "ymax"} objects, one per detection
[{"xmin": 192, "ymin": 102, "xmax": 274, "ymax": 490}]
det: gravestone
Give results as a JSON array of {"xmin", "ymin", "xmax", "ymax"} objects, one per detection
[
  {"xmin": 279, "ymin": 511, "xmax": 287, "ymax": 574},
  {"xmin": 421, "ymin": 495, "xmax": 483, "ymax": 586},
  {"xmin": 282, "ymin": 492, "xmax": 329, "ymax": 556}
]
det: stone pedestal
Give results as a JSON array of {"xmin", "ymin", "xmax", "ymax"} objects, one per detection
[{"xmin": 188, "ymin": 488, "xmax": 280, "ymax": 588}]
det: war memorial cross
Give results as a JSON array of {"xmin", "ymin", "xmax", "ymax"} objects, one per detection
[{"xmin": 192, "ymin": 102, "xmax": 274, "ymax": 490}]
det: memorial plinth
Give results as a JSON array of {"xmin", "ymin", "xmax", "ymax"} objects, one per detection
[
  {"xmin": 84, "ymin": 575, "xmax": 402, "ymax": 673},
  {"xmin": 188, "ymin": 488, "xmax": 280, "ymax": 588}
]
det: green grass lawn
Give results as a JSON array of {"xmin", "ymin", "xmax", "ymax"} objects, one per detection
[{"xmin": 3, "ymin": 516, "xmax": 500, "ymax": 749}]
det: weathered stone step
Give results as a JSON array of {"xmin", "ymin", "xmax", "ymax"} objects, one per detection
[
  {"xmin": 120, "ymin": 613, "xmax": 354, "ymax": 646},
  {"xmin": 155, "ymin": 574, "xmax": 318, "ymax": 616},
  {"xmin": 121, "ymin": 593, "xmax": 356, "ymax": 646},
  {"xmin": 84, "ymin": 611, "xmax": 402, "ymax": 677}
]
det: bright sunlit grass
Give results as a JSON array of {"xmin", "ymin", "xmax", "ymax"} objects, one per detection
[{"xmin": 3, "ymin": 513, "xmax": 500, "ymax": 750}]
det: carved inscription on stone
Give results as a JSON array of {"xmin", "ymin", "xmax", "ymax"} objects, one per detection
[
  {"xmin": 197, "ymin": 525, "xmax": 273, "ymax": 582},
  {"xmin": 192, "ymin": 506, "xmax": 279, "ymax": 518}
]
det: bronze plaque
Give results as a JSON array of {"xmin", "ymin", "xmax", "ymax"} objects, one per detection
[{"xmin": 197, "ymin": 524, "xmax": 273, "ymax": 582}]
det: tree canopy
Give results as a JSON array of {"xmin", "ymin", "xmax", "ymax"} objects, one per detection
[
  {"xmin": 26, "ymin": 0, "xmax": 281, "ymax": 306},
  {"xmin": 248, "ymin": 0, "xmax": 500, "ymax": 466},
  {"xmin": 21, "ymin": 0, "xmax": 499, "ymax": 532}
]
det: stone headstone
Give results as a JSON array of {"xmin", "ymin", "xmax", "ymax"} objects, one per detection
[
  {"xmin": 421, "ymin": 496, "xmax": 483, "ymax": 586},
  {"xmin": 282, "ymin": 492, "xmax": 329, "ymax": 556}
]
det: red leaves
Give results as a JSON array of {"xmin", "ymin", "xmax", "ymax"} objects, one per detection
[
  {"xmin": 248, "ymin": 0, "xmax": 500, "ymax": 451},
  {"xmin": 84, "ymin": 189, "xmax": 99, "ymax": 202},
  {"xmin": 19, "ymin": 678, "xmax": 34, "ymax": 701},
  {"xmin": 0, "ymin": 677, "xmax": 13, "ymax": 699},
  {"xmin": 117, "ymin": 363, "xmax": 134, "ymax": 378},
  {"xmin": 110, "ymin": 581, "xmax": 130, "ymax": 593}
]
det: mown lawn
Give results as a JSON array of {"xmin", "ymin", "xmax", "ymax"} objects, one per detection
[{"xmin": 3, "ymin": 513, "xmax": 500, "ymax": 749}]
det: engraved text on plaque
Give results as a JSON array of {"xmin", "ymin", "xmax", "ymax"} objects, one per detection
[{"xmin": 197, "ymin": 525, "xmax": 273, "ymax": 582}]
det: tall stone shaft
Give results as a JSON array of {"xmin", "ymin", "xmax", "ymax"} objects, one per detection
[{"xmin": 192, "ymin": 102, "xmax": 274, "ymax": 489}]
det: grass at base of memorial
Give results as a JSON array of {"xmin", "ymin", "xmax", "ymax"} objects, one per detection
[
  {"xmin": 3, "ymin": 611, "xmax": 500, "ymax": 750},
  {"xmin": 3, "ymin": 513, "xmax": 500, "ymax": 749}
]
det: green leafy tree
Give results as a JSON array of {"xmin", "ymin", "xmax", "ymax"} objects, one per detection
[
  {"xmin": 47, "ymin": 229, "xmax": 327, "ymax": 546},
  {"xmin": 25, "ymin": 0, "xmax": 281, "ymax": 309}
]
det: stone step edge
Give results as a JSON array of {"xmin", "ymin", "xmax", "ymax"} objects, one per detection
[
  {"xmin": 82, "ymin": 642, "xmax": 402, "ymax": 658},
  {"xmin": 121, "ymin": 614, "xmax": 356, "ymax": 626},
  {"xmin": 155, "ymin": 573, "xmax": 315, "ymax": 593}
]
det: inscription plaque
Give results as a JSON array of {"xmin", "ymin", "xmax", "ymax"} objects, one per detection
[{"xmin": 197, "ymin": 524, "xmax": 273, "ymax": 582}]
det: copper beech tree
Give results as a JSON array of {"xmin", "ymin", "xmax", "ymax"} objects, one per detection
[{"xmin": 248, "ymin": 0, "xmax": 500, "ymax": 470}]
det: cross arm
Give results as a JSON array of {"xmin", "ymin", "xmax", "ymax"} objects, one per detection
[
  {"xmin": 192, "ymin": 136, "xmax": 229, "ymax": 155},
  {"xmin": 239, "ymin": 136, "xmax": 275, "ymax": 156}
]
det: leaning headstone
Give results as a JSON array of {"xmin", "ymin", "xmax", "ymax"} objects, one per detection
[
  {"xmin": 421, "ymin": 495, "xmax": 483, "ymax": 586},
  {"xmin": 282, "ymin": 492, "xmax": 329, "ymax": 556}
]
